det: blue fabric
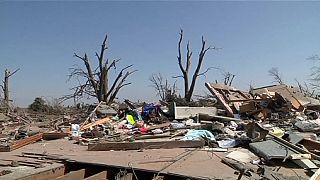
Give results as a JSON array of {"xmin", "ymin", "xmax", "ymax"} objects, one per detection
[{"xmin": 182, "ymin": 130, "xmax": 216, "ymax": 141}]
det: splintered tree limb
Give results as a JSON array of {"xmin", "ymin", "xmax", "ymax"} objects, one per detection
[
  {"xmin": 186, "ymin": 41, "xmax": 192, "ymax": 72},
  {"xmin": 64, "ymin": 34, "xmax": 135, "ymax": 104},
  {"xmin": 105, "ymin": 64, "xmax": 133, "ymax": 99},
  {"xmin": 187, "ymin": 36, "xmax": 214, "ymax": 101},
  {"xmin": 2, "ymin": 68, "xmax": 20, "ymax": 113},
  {"xmin": 68, "ymin": 67, "xmax": 91, "ymax": 80},
  {"xmin": 108, "ymin": 70, "xmax": 137, "ymax": 104},
  {"xmin": 106, "ymin": 59, "xmax": 121, "ymax": 72},
  {"xmin": 177, "ymin": 29, "xmax": 185, "ymax": 73},
  {"xmin": 96, "ymin": 35, "xmax": 108, "ymax": 101},
  {"xmin": 74, "ymin": 53, "xmax": 98, "ymax": 92},
  {"xmin": 175, "ymin": 29, "xmax": 215, "ymax": 102},
  {"xmin": 198, "ymin": 67, "xmax": 215, "ymax": 77},
  {"xmin": 7, "ymin": 68, "xmax": 20, "ymax": 78},
  {"xmin": 177, "ymin": 29, "xmax": 190, "ymax": 98},
  {"xmin": 172, "ymin": 75, "xmax": 184, "ymax": 79},
  {"xmin": 150, "ymin": 73, "xmax": 164, "ymax": 100},
  {"xmin": 150, "ymin": 73, "xmax": 178, "ymax": 101},
  {"xmin": 268, "ymin": 67, "xmax": 284, "ymax": 85}
]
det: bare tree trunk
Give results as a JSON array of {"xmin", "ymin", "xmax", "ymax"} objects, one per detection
[
  {"xmin": 1, "ymin": 69, "xmax": 19, "ymax": 114},
  {"xmin": 175, "ymin": 29, "xmax": 214, "ymax": 102},
  {"xmin": 4, "ymin": 70, "xmax": 9, "ymax": 113}
]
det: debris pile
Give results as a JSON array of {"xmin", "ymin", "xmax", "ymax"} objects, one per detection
[{"xmin": 0, "ymin": 82, "xmax": 320, "ymax": 179}]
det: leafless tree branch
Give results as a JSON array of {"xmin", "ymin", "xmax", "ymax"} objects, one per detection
[
  {"xmin": 63, "ymin": 34, "xmax": 135, "ymax": 104},
  {"xmin": 268, "ymin": 67, "xmax": 284, "ymax": 85}
]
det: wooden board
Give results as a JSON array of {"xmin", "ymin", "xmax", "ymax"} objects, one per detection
[
  {"xmin": 300, "ymin": 138, "xmax": 320, "ymax": 154},
  {"xmin": 84, "ymin": 171, "xmax": 108, "ymax": 180},
  {"xmin": 205, "ymin": 83, "xmax": 234, "ymax": 117},
  {"xmin": 88, "ymin": 140, "xmax": 205, "ymax": 151},
  {"xmin": 0, "ymin": 133, "xmax": 43, "ymax": 152},
  {"xmin": 81, "ymin": 117, "xmax": 111, "ymax": 131},
  {"xmin": 8, "ymin": 163, "xmax": 65, "ymax": 180},
  {"xmin": 56, "ymin": 169, "xmax": 85, "ymax": 180}
]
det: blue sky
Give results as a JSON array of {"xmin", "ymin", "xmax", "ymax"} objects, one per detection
[{"xmin": 1, "ymin": 1, "xmax": 320, "ymax": 107}]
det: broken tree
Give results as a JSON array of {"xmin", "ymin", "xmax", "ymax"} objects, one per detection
[
  {"xmin": 63, "ymin": 34, "xmax": 136, "ymax": 104},
  {"xmin": 149, "ymin": 73, "xmax": 177, "ymax": 102},
  {"xmin": 174, "ymin": 29, "xmax": 215, "ymax": 102},
  {"xmin": 0, "ymin": 68, "xmax": 19, "ymax": 113}
]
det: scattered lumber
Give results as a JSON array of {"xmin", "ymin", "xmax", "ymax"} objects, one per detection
[
  {"xmin": 205, "ymin": 83, "xmax": 235, "ymax": 117},
  {"xmin": 81, "ymin": 117, "xmax": 111, "ymax": 131},
  {"xmin": 80, "ymin": 101, "xmax": 103, "ymax": 129},
  {"xmin": 0, "ymin": 133, "xmax": 43, "ymax": 152},
  {"xmin": 88, "ymin": 140, "xmax": 205, "ymax": 151}
]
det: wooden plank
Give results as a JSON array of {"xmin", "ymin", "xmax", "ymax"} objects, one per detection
[
  {"xmin": 0, "ymin": 133, "xmax": 43, "ymax": 152},
  {"xmin": 292, "ymin": 159, "xmax": 318, "ymax": 169},
  {"xmin": 84, "ymin": 171, "xmax": 108, "ymax": 180},
  {"xmin": 14, "ymin": 164, "xmax": 65, "ymax": 180},
  {"xmin": 88, "ymin": 140, "xmax": 205, "ymax": 151},
  {"xmin": 42, "ymin": 132, "xmax": 69, "ymax": 140},
  {"xmin": 300, "ymin": 138, "xmax": 320, "ymax": 154},
  {"xmin": 80, "ymin": 101, "xmax": 104, "ymax": 129},
  {"xmin": 81, "ymin": 117, "xmax": 111, "ymax": 131},
  {"xmin": 205, "ymin": 83, "xmax": 234, "ymax": 117},
  {"xmin": 56, "ymin": 169, "xmax": 85, "ymax": 180},
  {"xmin": 290, "ymin": 154, "xmax": 311, "ymax": 160},
  {"xmin": 11, "ymin": 133, "xmax": 43, "ymax": 151}
]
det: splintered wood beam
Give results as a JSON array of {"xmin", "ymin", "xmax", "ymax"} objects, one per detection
[
  {"xmin": 80, "ymin": 101, "xmax": 104, "ymax": 129},
  {"xmin": 84, "ymin": 171, "xmax": 108, "ymax": 180},
  {"xmin": 205, "ymin": 83, "xmax": 234, "ymax": 117},
  {"xmin": 88, "ymin": 140, "xmax": 205, "ymax": 151},
  {"xmin": 56, "ymin": 169, "xmax": 85, "ymax": 180},
  {"xmin": 0, "ymin": 133, "xmax": 43, "ymax": 152},
  {"xmin": 81, "ymin": 117, "xmax": 111, "ymax": 131}
]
